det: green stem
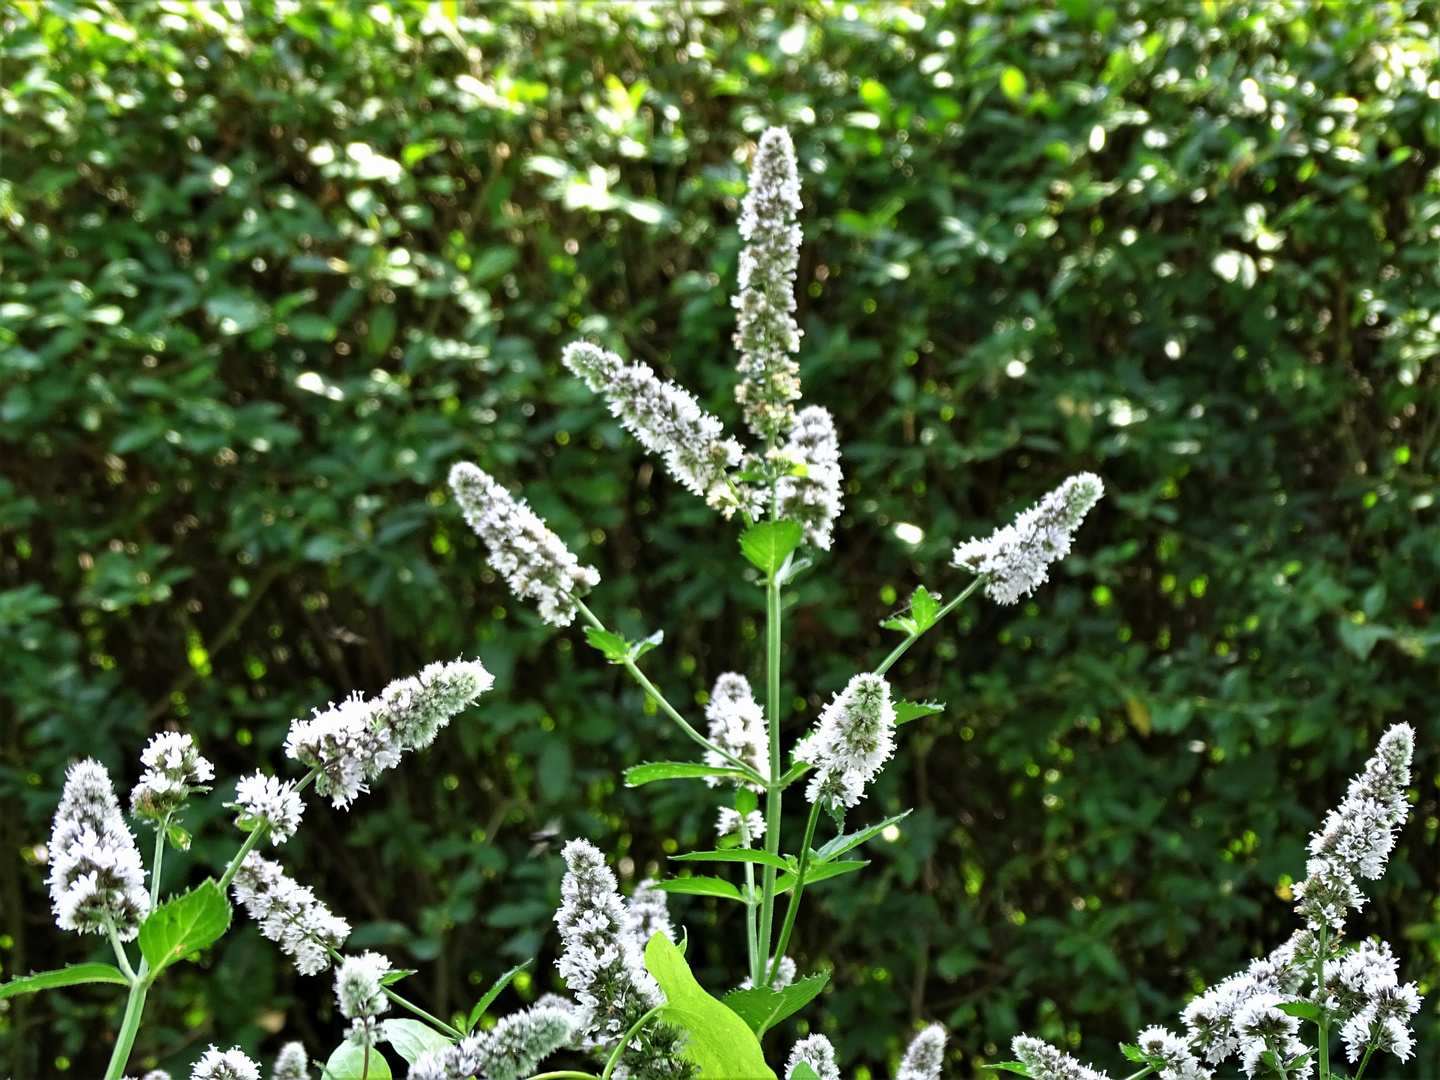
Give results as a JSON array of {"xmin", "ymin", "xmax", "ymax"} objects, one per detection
[
  {"xmin": 107, "ymin": 924, "xmax": 137, "ymax": 983},
  {"xmin": 768, "ymin": 797, "xmax": 821, "ymax": 987},
  {"xmin": 875, "ymin": 578, "xmax": 982, "ymax": 676},
  {"xmin": 756, "ymin": 553, "xmax": 783, "ymax": 985},
  {"xmin": 102, "ymin": 979, "xmax": 148, "ymax": 1080},
  {"xmin": 740, "ymin": 813, "xmax": 759, "ymax": 983},
  {"xmin": 1353, "ymin": 1041, "xmax": 1376, "ymax": 1079},
  {"xmin": 1120, "ymin": 1068, "xmax": 1154, "ymax": 1080},
  {"xmin": 1316, "ymin": 923, "xmax": 1330, "ymax": 1079},
  {"xmin": 573, "ymin": 600, "xmax": 763, "ymax": 783},
  {"xmin": 149, "ymin": 811, "xmax": 171, "ymax": 911},
  {"xmin": 382, "ymin": 985, "xmax": 465, "ymax": 1040},
  {"xmin": 523, "ymin": 1073, "xmax": 601, "ymax": 1080},
  {"xmin": 218, "ymin": 768, "xmax": 319, "ymax": 893},
  {"xmin": 601, "ymin": 1003, "xmax": 666, "ymax": 1080}
]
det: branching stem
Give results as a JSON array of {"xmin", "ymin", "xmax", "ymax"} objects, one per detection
[
  {"xmin": 768, "ymin": 797, "xmax": 821, "ymax": 987},
  {"xmin": 601, "ymin": 1003, "xmax": 666, "ymax": 1080},
  {"xmin": 874, "ymin": 578, "xmax": 982, "ymax": 676}
]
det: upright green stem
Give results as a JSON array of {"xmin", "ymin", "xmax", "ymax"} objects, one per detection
[
  {"xmin": 768, "ymin": 797, "xmax": 820, "ymax": 986},
  {"xmin": 149, "ymin": 811, "xmax": 171, "ymax": 911},
  {"xmin": 601, "ymin": 1003, "xmax": 665, "ymax": 1080},
  {"xmin": 1120, "ymin": 1068, "xmax": 1154, "ymax": 1080},
  {"xmin": 102, "ymin": 980, "xmax": 148, "ymax": 1080},
  {"xmin": 755, "ymin": 563, "xmax": 783, "ymax": 985},
  {"xmin": 383, "ymin": 986, "xmax": 464, "ymax": 1040},
  {"xmin": 1316, "ymin": 923, "xmax": 1330, "ymax": 1079},
  {"xmin": 107, "ymin": 925, "xmax": 137, "ymax": 983},
  {"xmin": 739, "ymin": 814, "xmax": 759, "ymax": 982},
  {"xmin": 573, "ymin": 600, "xmax": 763, "ymax": 783},
  {"xmin": 217, "ymin": 767, "xmax": 320, "ymax": 893},
  {"xmin": 1353, "ymin": 1042, "xmax": 1376, "ymax": 1079},
  {"xmin": 874, "ymin": 578, "xmax": 982, "ymax": 677}
]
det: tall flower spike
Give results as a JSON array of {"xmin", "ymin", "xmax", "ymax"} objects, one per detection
[
  {"xmin": 130, "ymin": 732, "xmax": 215, "ymax": 822},
  {"xmin": 952, "ymin": 473, "xmax": 1104, "ymax": 605},
  {"xmin": 896, "ymin": 1024, "xmax": 947, "ymax": 1080},
  {"xmin": 409, "ymin": 1000, "xmax": 582, "ymax": 1080},
  {"xmin": 47, "ymin": 759, "xmax": 150, "ymax": 940},
  {"xmin": 285, "ymin": 657, "xmax": 491, "ymax": 809},
  {"xmin": 231, "ymin": 852, "xmax": 350, "ymax": 975},
  {"xmin": 554, "ymin": 839, "xmax": 692, "ymax": 1080},
  {"xmin": 272, "ymin": 1043, "xmax": 309, "ymax": 1080},
  {"xmin": 623, "ymin": 877, "xmax": 674, "ymax": 956},
  {"xmin": 785, "ymin": 1035, "xmax": 840, "ymax": 1080},
  {"xmin": 449, "ymin": 461, "xmax": 599, "ymax": 625},
  {"xmin": 335, "ymin": 950, "xmax": 391, "ymax": 1049},
  {"xmin": 563, "ymin": 342, "xmax": 742, "ymax": 508},
  {"xmin": 733, "ymin": 126, "xmax": 804, "ymax": 441},
  {"xmin": 795, "ymin": 673, "xmax": 896, "ymax": 818},
  {"xmin": 703, "ymin": 672, "xmax": 769, "ymax": 791},
  {"xmin": 1010, "ymin": 1036, "xmax": 1112, "ymax": 1080},
  {"xmin": 191, "ymin": 1048, "xmax": 261, "ymax": 1080},
  {"xmin": 233, "ymin": 773, "xmax": 304, "ymax": 845},
  {"xmin": 774, "ymin": 405, "xmax": 843, "ymax": 550}
]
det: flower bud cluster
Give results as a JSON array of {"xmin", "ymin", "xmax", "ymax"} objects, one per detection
[
  {"xmin": 555, "ymin": 839, "xmax": 692, "ymax": 1080},
  {"xmin": 785, "ymin": 1035, "xmax": 839, "ymax": 1080},
  {"xmin": 774, "ymin": 406, "xmax": 843, "ymax": 551},
  {"xmin": 233, "ymin": 773, "xmax": 304, "ymax": 844},
  {"xmin": 1330, "ymin": 939, "xmax": 1422, "ymax": 1064},
  {"xmin": 230, "ymin": 852, "xmax": 350, "ymax": 975},
  {"xmin": 129, "ymin": 732, "xmax": 214, "ymax": 821},
  {"xmin": 896, "ymin": 1024, "xmax": 947, "ymax": 1080},
  {"xmin": 1010, "ymin": 1035, "xmax": 1111, "ymax": 1080},
  {"xmin": 733, "ymin": 126, "xmax": 804, "ymax": 440},
  {"xmin": 1134, "ymin": 1026, "xmax": 1209, "ymax": 1080},
  {"xmin": 285, "ymin": 657, "xmax": 491, "ymax": 808},
  {"xmin": 952, "ymin": 473, "xmax": 1104, "ymax": 605},
  {"xmin": 335, "ymin": 950, "xmax": 392, "ymax": 1048},
  {"xmin": 272, "ymin": 1043, "xmax": 309, "ymax": 1080},
  {"xmin": 190, "ymin": 1047, "xmax": 260, "ymax": 1080},
  {"xmin": 563, "ymin": 342, "xmax": 742, "ymax": 506},
  {"xmin": 703, "ymin": 672, "xmax": 769, "ymax": 791},
  {"xmin": 48, "ymin": 759, "xmax": 150, "ymax": 940},
  {"xmin": 410, "ymin": 1000, "xmax": 582, "ymax": 1080},
  {"xmin": 449, "ymin": 461, "xmax": 599, "ymax": 625},
  {"xmin": 795, "ymin": 673, "xmax": 895, "ymax": 816}
]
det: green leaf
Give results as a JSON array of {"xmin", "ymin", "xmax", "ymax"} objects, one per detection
[
  {"xmin": 631, "ymin": 629, "xmax": 664, "ymax": 659},
  {"xmin": 894, "ymin": 700, "xmax": 944, "ymax": 725},
  {"xmin": 673, "ymin": 849, "xmax": 792, "ymax": 871},
  {"xmin": 1277, "ymin": 1000, "xmax": 1324, "ymax": 1021},
  {"xmin": 644, "ymin": 933, "xmax": 777, "ymax": 1080},
  {"xmin": 584, "ymin": 626, "xmax": 630, "ymax": 662},
  {"xmin": 1336, "ymin": 617, "xmax": 1392, "ymax": 660},
  {"xmin": 814, "ymin": 811, "xmax": 911, "ymax": 862},
  {"xmin": 910, "ymin": 587, "xmax": 940, "ymax": 630},
  {"xmin": 734, "ymin": 787, "xmax": 758, "ymax": 817},
  {"xmin": 650, "ymin": 877, "xmax": 744, "ymax": 901},
  {"xmin": 0, "ymin": 963, "xmax": 128, "ymax": 1000},
  {"xmin": 989, "ymin": 1064, "xmax": 1031, "ymax": 1077},
  {"xmin": 324, "ymin": 1041, "xmax": 394, "ymax": 1080},
  {"xmin": 137, "ymin": 879, "xmax": 232, "ymax": 976},
  {"xmin": 775, "ymin": 860, "xmax": 868, "ymax": 894},
  {"xmin": 466, "ymin": 960, "xmax": 531, "ymax": 1032},
  {"xmin": 380, "ymin": 968, "xmax": 418, "ymax": 986},
  {"xmin": 287, "ymin": 312, "xmax": 336, "ymax": 341},
  {"xmin": 1121, "ymin": 1044, "xmax": 1148, "ymax": 1063},
  {"xmin": 722, "ymin": 971, "xmax": 828, "ymax": 1035},
  {"xmin": 625, "ymin": 763, "xmax": 754, "ymax": 787},
  {"xmin": 165, "ymin": 822, "xmax": 192, "ymax": 851},
  {"xmin": 381, "ymin": 1019, "xmax": 452, "ymax": 1065},
  {"xmin": 739, "ymin": 520, "xmax": 803, "ymax": 577}
]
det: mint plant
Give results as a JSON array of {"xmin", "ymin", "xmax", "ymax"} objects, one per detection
[{"xmin": 3, "ymin": 124, "xmax": 1424, "ymax": 1080}]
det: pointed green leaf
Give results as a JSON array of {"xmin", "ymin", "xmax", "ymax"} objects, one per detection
[
  {"xmin": 0, "ymin": 963, "xmax": 128, "ymax": 1000},
  {"xmin": 466, "ymin": 960, "xmax": 531, "ymax": 1032},
  {"xmin": 734, "ymin": 787, "xmax": 758, "ymax": 816},
  {"xmin": 791, "ymin": 1064, "xmax": 821, "ymax": 1080},
  {"xmin": 650, "ymin": 877, "xmax": 744, "ymax": 901},
  {"xmin": 584, "ymin": 627, "xmax": 630, "ymax": 662},
  {"xmin": 382, "ymin": 1019, "xmax": 452, "ymax": 1065},
  {"xmin": 631, "ymin": 629, "xmax": 664, "ymax": 659},
  {"xmin": 910, "ymin": 587, "xmax": 940, "ymax": 631},
  {"xmin": 739, "ymin": 520, "xmax": 803, "ymax": 576},
  {"xmin": 775, "ymin": 860, "xmax": 868, "ymax": 894},
  {"xmin": 895, "ymin": 700, "xmax": 944, "ymax": 725},
  {"xmin": 165, "ymin": 822, "xmax": 192, "ymax": 851},
  {"xmin": 673, "ymin": 849, "xmax": 791, "ymax": 871},
  {"xmin": 137, "ymin": 878, "xmax": 232, "ymax": 976},
  {"xmin": 644, "ymin": 933, "xmax": 777, "ymax": 1079},
  {"xmin": 625, "ymin": 762, "xmax": 754, "ymax": 787},
  {"xmin": 989, "ymin": 1064, "xmax": 1031, "ymax": 1077},
  {"xmin": 380, "ymin": 968, "xmax": 418, "ymax": 986},
  {"xmin": 814, "ymin": 811, "xmax": 912, "ymax": 862},
  {"xmin": 325, "ymin": 1041, "xmax": 393, "ymax": 1080},
  {"xmin": 722, "ymin": 971, "xmax": 828, "ymax": 1035},
  {"xmin": 1277, "ymin": 1001, "xmax": 1324, "ymax": 1021},
  {"xmin": 1121, "ymin": 1044, "xmax": 1148, "ymax": 1063}
]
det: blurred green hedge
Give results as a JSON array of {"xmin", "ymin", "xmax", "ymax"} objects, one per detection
[{"xmin": 2, "ymin": 1, "xmax": 1439, "ymax": 1076}]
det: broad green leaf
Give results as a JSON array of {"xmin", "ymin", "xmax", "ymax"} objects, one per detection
[
  {"xmin": 325, "ymin": 1041, "xmax": 393, "ymax": 1080},
  {"xmin": 791, "ymin": 1065, "xmax": 821, "ymax": 1080},
  {"xmin": 650, "ymin": 877, "xmax": 744, "ymax": 901},
  {"xmin": 381, "ymin": 1019, "xmax": 451, "ymax": 1065},
  {"xmin": 814, "ymin": 811, "xmax": 911, "ymax": 862},
  {"xmin": 1277, "ymin": 1001, "xmax": 1324, "ymax": 1021},
  {"xmin": 584, "ymin": 627, "xmax": 629, "ymax": 662},
  {"xmin": 722, "ymin": 971, "xmax": 828, "ymax": 1035},
  {"xmin": 775, "ymin": 860, "xmax": 868, "ymax": 894},
  {"xmin": 734, "ymin": 787, "xmax": 758, "ymax": 816},
  {"xmin": 739, "ymin": 520, "xmax": 803, "ymax": 576},
  {"xmin": 894, "ymin": 700, "xmax": 944, "ymax": 725},
  {"xmin": 1336, "ymin": 617, "xmax": 1391, "ymax": 660},
  {"xmin": 137, "ymin": 879, "xmax": 232, "ymax": 976},
  {"xmin": 1121, "ymin": 1044, "xmax": 1148, "ymax": 1063},
  {"xmin": 165, "ymin": 822, "xmax": 192, "ymax": 851},
  {"xmin": 673, "ymin": 849, "xmax": 792, "ymax": 871},
  {"xmin": 644, "ymin": 933, "xmax": 776, "ymax": 1080},
  {"xmin": 466, "ymin": 960, "xmax": 531, "ymax": 1032},
  {"xmin": 625, "ymin": 763, "xmax": 753, "ymax": 787},
  {"xmin": 910, "ymin": 587, "xmax": 940, "ymax": 631},
  {"xmin": 0, "ymin": 963, "xmax": 128, "ymax": 1000},
  {"xmin": 989, "ymin": 1064, "xmax": 1031, "ymax": 1077}
]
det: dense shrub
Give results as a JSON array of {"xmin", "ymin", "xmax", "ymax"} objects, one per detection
[{"xmin": 2, "ymin": 1, "xmax": 1438, "ymax": 1076}]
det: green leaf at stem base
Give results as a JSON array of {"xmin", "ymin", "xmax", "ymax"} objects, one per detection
[{"xmin": 137, "ymin": 878, "xmax": 232, "ymax": 977}]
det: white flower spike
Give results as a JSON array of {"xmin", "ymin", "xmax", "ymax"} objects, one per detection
[
  {"xmin": 47, "ymin": 759, "xmax": 150, "ymax": 940},
  {"xmin": 230, "ymin": 852, "xmax": 350, "ymax": 976}
]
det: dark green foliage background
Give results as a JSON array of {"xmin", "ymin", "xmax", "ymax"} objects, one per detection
[{"xmin": 2, "ymin": 1, "xmax": 1439, "ymax": 1076}]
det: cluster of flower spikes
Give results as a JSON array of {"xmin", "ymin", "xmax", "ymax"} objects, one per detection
[
  {"xmin": 794, "ymin": 673, "xmax": 896, "ymax": 822},
  {"xmin": 285, "ymin": 657, "xmax": 493, "ymax": 808},
  {"xmin": 784, "ymin": 1025, "xmax": 945, "ymax": 1080},
  {"xmin": 700, "ymin": 671, "xmax": 770, "ymax": 840},
  {"xmin": 952, "ymin": 473, "xmax": 1105, "ymax": 606},
  {"xmin": 410, "ymin": 999, "xmax": 584, "ymax": 1080},
  {"xmin": 554, "ymin": 839, "xmax": 694, "ymax": 1080},
  {"xmin": 47, "ymin": 759, "xmax": 151, "ymax": 941},
  {"xmin": 1010, "ymin": 723, "xmax": 1422, "ymax": 1080},
  {"xmin": 448, "ymin": 461, "xmax": 600, "ymax": 626},
  {"xmin": 230, "ymin": 852, "xmax": 350, "ymax": 976}
]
